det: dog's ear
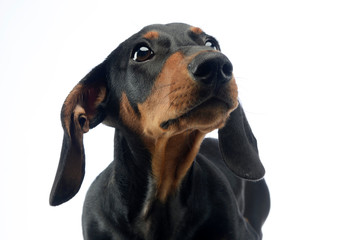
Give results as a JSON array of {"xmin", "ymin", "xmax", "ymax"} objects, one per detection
[
  {"xmin": 49, "ymin": 63, "xmax": 107, "ymax": 206},
  {"xmin": 218, "ymin": 104, "xmax": 265, "ymax": 181}
]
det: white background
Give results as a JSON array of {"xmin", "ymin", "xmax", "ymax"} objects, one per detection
[{"xmin": 1, "ymin": 0, "xmax": 352, "ymax": 239}]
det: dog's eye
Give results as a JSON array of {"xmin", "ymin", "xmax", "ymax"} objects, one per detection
[
  {"xmin": 132, "ymin": 46, "xmax": 154, "ymax": 62},
  {"xmin": 205, "ymin": 40, "xmax": 219, "ymax": 50}
]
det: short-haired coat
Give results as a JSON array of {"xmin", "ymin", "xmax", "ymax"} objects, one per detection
[{"xmin": 50, "ymin": 23, "xmax": 270, "ymax": 240}]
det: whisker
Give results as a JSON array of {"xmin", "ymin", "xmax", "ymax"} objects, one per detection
[
  {"xmin": 162, "ymin": 88, "xmax": 180, "ymax": 99},
  {"xmin": 154, "ymin": 82, "xmax": 176, "ymax": 89},
  {"xmin": 167, "ymin": 95, "xmax": 180, "ymax": 111}
]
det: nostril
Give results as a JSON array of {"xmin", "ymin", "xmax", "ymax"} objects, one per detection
[
  {"xmin": 193, "ymin": 61, "xmax": 212, "ymax": 77},
  {"xmin": 222, "ymin": 62, "xmax": 233, "ymax": 78},
  {"xmin": 189, "ymin": 52, "xmax": 233, "ymax": 85},
  {"xmin": 191, "ymin": 61, "xmax": 215, "ymax": 84}
]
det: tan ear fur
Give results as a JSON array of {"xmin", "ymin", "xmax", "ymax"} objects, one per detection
[{"xmin": 50, "ymin": 64, "xmax": 107, "ymax": 206}]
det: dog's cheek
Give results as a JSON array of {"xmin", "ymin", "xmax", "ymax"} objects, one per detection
[
  {"xmin": 126, "ymin": 63, "xmax": 162, "ymax": 104},
  {"xmin": 228, "ymin": 77, "xmax": 239, "ymax": 108},
  {"xmin": 119, "ymin": 92, "xmax": 142, "ymax": 133}
]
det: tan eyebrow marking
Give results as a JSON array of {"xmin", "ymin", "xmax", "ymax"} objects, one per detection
[
  {"xmin": 143, "ymin": 31, "xmax": 159, "ymax": 39},
  {"xmin": 190, "ymin": 26, "xmax": 203, "ymax": 35}
]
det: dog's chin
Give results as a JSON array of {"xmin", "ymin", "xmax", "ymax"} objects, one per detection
[{"xmin": 160, "ymin": 98, "xmax": 237, "ymax": 134}]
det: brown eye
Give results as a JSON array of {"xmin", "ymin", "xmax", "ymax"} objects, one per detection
[{"xmin": 132, "ymin": 45, "xmax": 154, "ymax": 62}]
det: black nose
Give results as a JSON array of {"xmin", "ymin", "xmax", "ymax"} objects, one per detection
[{"xmin": 188, "ymin": 52, "xmax": 233, "ymax": 85}]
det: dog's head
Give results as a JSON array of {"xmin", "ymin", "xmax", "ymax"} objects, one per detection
[{"xmin": 49, "ymin": 23, "xmax": 264, "ymax": 206}]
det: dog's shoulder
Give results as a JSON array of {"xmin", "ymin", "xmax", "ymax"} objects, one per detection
[
  {"xmin": 199, "ymin": 137, "xmax": 222, "ymax": 162},
  {"xmin": 198, "ymin": 137, "xmax": 244, "ymax": 186},
  {"xmin": 197, "ymin": 137, "xmax": 236, "ymax": 179},
  {"xmin": 84, "ymin": 163, "xmax": 115, "ymax": 203}
]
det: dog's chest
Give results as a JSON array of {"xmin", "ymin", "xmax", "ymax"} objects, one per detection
[{"xmin": 135, "ymin": 176, "xmax": 188, "ymax": 239}]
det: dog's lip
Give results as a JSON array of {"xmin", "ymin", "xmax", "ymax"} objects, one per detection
[{"xmin": 160, "ymin": 97, "xmax": 232, "ymax": 129}]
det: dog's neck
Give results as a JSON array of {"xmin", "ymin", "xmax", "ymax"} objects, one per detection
[
  {"xmin": 113, "ymin": 128, "xmax": 206, "ymax": 237},
  {"xmin": 145, "ymin": 130, "xmax": 205, "ymax": 202},
  {"xmin": 114, "ymin": 128, "xmax": 205, "ymax": 203}
]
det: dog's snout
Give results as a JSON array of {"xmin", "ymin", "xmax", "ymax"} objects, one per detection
[{"xmin": 189, "ymin": 52, "xmax": 233, "ymax": 85}]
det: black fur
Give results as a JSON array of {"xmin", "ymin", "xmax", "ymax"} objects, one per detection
[{"xmin": 50, "ymin": 23, "xmax": 270, "ymax": 240}]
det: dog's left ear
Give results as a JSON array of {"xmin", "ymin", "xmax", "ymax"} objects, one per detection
[
  {"xmin": 218, "ymin": 104, "xmax": 265, "ymax": 181},
  {"xmin": 49, "ymin": 63, "xmax": 107, "ymax": 206}
]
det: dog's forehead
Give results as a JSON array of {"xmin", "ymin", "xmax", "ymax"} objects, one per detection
[
  {"xmin": 142, "ymin": 23, "xmax": 200, "ymax": 34},
  {"xmin": 136, "ymin": 23, "xmax": 206, "ymax": 42}
]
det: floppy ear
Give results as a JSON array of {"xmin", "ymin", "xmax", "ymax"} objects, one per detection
[
  {"xmin": 49, "ymin": 63, "xmax": 107, "ymax": 206},
  {"xmin": 218, "ymin": 104, "xmax": 265, "ymax": 181}
]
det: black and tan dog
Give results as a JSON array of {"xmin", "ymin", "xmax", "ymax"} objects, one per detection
[{"xmin": 49, "ymin": 23, "xmax": 270, "ymax": 240}]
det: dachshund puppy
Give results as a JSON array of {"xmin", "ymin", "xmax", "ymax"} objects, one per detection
[{"xmin": 50, "ymin": 23, "xmax": 270, "ymax": 240}]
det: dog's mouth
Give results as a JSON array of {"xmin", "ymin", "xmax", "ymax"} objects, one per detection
[{"xmin": 160, "ymin": 96, "xmax": 235, "ymax": 130}]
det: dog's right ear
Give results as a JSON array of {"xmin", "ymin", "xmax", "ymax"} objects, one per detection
[{"xmin": 49, "ymin": 63, "xmax": 107, "ymax": 206}]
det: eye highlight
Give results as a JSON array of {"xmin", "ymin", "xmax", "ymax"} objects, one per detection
[
  {"xmin": 132, "ymin": 45, "xmax": 154, "ymax": 62},
  {"xmin": 205, "ymin": 39, "xmax": 220, "ymax": 50}
]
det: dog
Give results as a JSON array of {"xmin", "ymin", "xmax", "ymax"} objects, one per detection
[{"xmin": 49, "ymin": 23, "xmax": 270, "ymax": 240}]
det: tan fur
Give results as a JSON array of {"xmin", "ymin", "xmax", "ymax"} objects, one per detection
[
  {"xmin": 143, "ymin": 31, "xmax": 159, "ymax": 40},
  {"xmin": 152, "ymin": 130, "xmax": 205, "ymax": 202},
  {"xmin": 190, "ymin": 26, "xmax": 203, "ymax": 35},
  {"xmin": 73, "ymin": 105, "xmax": 89, "ymax": 133},
  {"xmin": 62, "ymin": 84, "xmax": 84, "ymax": 137},
  {"xmin": 119, "ymin": 92, "xmax": 142, "ymax": 133},
  {"xmin": 118, "ymin": 51, "xmax": 238, "ymax": 202},
  {"xmin": 62, "ymin": 83, "xmax": 107, "ymax": 137}
]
